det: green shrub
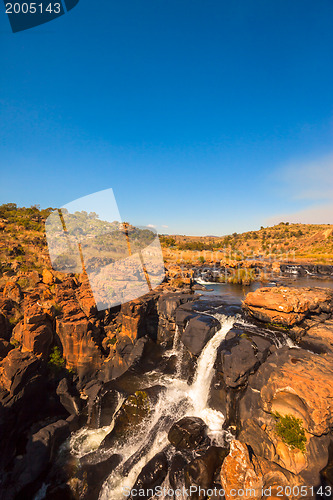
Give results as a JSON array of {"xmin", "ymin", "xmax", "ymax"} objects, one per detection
[
  {"xmin": 274, "ymin": 412, "xmax": 306, "ymax": 452},
  {"xmin": 48, "ymin": 346, "xmax": 65, "ymax": 370}
]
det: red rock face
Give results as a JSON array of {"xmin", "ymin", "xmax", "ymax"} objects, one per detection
[
  {"xmin": 3, "ymin": 281, "xmax": 22, "ymax": 303},
  {"xmin": 243, "ymin": 286, "xmax": 333, "ymax": 326},
  {"xmin": 220, "ymin": 440, "xmax": 263, "ymax": 500},
  {"xmin": 55, "ymin": 277, "xmax": 102, "ymax": 374}
]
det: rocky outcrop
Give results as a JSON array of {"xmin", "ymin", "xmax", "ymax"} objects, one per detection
[
  {"xmin": 3, "ymin": 281, "xmax": 22, "ymax": 303},
  {"xmin": 220, "ymin": 440, "xmax": 299, "ymax": 500},
  {"xmin": 119, "ymin": 294, "xmax": 159, "ymax": 342},
  {"xmin": 238, "ymin": 346, "xmax": 333, "ymax": 486},
  {"xmin": 243, "ymin": 286, "xmax": 333, "ymax": 326},
  {"xmin": 55, "ymin": 278, "xmax": 102, "ymax": 375},
  {"xmin": 5, "ymin": 419, "xmax": 70, "ymax": 499}
]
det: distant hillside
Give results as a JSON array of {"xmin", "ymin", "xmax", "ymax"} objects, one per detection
[
  {"xmin": 1, "ymin": 204, "xmax": 333, "ymax": 290},
  {"xmin": 160, "ymin": 223, "xmax": 333, "ymax": 264}
]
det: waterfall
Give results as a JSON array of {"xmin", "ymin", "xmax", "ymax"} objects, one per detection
[{"xmin": 98, "ymin": 314, "xmax": 235, "ymax": 500}]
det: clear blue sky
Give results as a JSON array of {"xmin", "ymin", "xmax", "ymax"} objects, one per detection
[{"xmin": 1, "ymin": 0, "xmax": 333, "ymax": 235}]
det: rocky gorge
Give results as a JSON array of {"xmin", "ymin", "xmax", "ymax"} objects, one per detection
[{"xmin": 0, "ymin": 267, "xmax": 333, "ymax": 499}]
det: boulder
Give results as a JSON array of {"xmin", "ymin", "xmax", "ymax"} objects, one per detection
[
  {"xmin": 185, "ymin": 446, "xmax": 228, "ymax": 499},
  {"xmin": 0, "ymin": 348, "xmax": 40, "ymax": 394},
  {"xmin": 181, "ymin": 315, "xmax": 220, "ymax": 355},
  {"xmin": 21, "ymin": 321, "xmax": 53, "ymax": 357},
  {"xmin": 243, "ymin": 286, "xmax": 333, "ymax": 326},
  {"xmin": 75, "ymin": 277, "xmax": 97, "ymax": 317},
  {"xmin": 42, "ymin": 269, "xmax": 55, "ymax": 285},
  {"xmin": 221, "ymin": 337, "xmax": 267, "ymax": 388},
  {"xmin": 157, "ymin": 293, "xmax": 197, "ymax": 346},
  {"xmin": 129, "ymin": 452, "xmax": 168, "ymax": 500},
  {"xmin": 101, "ymin": 386, "xmax": 165, "ymax": 448},
  {"xmin": 168, "ymin": 416, "xmax": 208, "ymax": 450},
  {"xmin": 56, "ymin": 316, "xmax": 102, "ymax": 375},
  {"xmin": 101, "ymin": 336, "xmax": 148, "ymax": 381}
]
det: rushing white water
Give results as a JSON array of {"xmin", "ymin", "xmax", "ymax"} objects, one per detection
[{"xmin": 97, "ymin": 314, "xmax": 235, "ymax": 500}]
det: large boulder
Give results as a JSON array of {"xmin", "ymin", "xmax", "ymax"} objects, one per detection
[
  {"xmin": 185, "ymin": 446, "xmax": 228, "ymax": 499},
  {"xmin": 56, "ymin": 378, "xmax": 82, "ymax": 416},
  {"xmin": 221, "ymin": 440, "xmax": 263, "ymax": 500},
  {"xmin": 220, "ymin": 335, "xmax": 272, "ymax": 388},
  {"xmin": 221, "ymin": 439, "xmax": 304, "ymax": 500},
  {"xmin": 168, "ymin": 416, "xmax": 208, "ymax": 451},
  {"xmin": 84, "ymin": 380, "xmax": 121, "ymax": 428},
  {"xmin": 243, "ymin": 286, "xmax": 333, "ymax": 326},
  {"xmin": 0, "ymin": 348, "xmax": 40, "ymax": 394},
  {"xmin": 181, "ymin": 315, "xmax": 220, "ymax": 355}
]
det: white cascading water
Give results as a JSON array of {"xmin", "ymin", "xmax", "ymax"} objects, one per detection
[{"xmin": 92, "ymin": 314, "xmax": 235, "ymax": 500}]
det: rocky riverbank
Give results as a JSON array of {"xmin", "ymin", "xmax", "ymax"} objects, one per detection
[{"xmin": 1, "ymin": 271, "xmax": 333, "ymax": 499}]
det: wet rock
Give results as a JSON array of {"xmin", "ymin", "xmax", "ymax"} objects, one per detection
[
  {"xmin": 56, "ymin": 378, "xmax": 82, "ymax": 416},
  {"xmin": 168, "ymin": 416, "xmax": 208, "ymax": 450},
  {"xmin": 243, "ymin": 286, "xmax": 333, "ymax": 327},
  {"xmin": 85, "ymin": 381, "xmax": 121, "ymax": 428},
  {"xmin": 169, "ymin": 452, "xmax": 189, "ymax": 491},
  {"xmin": 101, "ymin": 386, "xmax": 165, "ymax": 448},
  {"xmin": 77, "ymin": 451, "xmax": 122, "ymax": 499},
  {"xmin": 181, "ymin": 315, "xmax": 220, "ymax": 355},
  {"xmin": 129, "ymin": 452, "xmax": 168, "ymax": 500},
  {"xmin": 185, "ymin": 446, "xmax": 228, "ymax": 499}
]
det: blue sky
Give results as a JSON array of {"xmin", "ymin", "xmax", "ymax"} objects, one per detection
[{"xmin": 1, "ymin": 0, "xmax": 333, "ymax": 235}]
